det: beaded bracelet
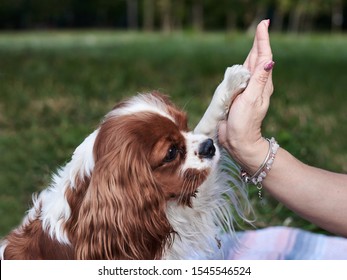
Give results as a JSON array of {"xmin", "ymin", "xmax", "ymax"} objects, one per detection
[{"xmin": 240, "ymin": 137, "xmax": 279, "ymax": 200}]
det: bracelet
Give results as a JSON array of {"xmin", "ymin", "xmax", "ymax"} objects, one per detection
[{"xmin": 240, "ymin": 137, "xmax": 279, "ymax": 200}]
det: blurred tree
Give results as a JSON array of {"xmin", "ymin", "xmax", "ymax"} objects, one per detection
[
  {"xmin": 0, "ymin": 0, "xmax": 345, "ymax": 32},
  {"xmin": 192, "ymin": 0, "xmax": 204, "ymax": 31},
  {"xmin": 304, "ymin": 0, "xmax": 330, "ymax": 31},
  {"xmin": 172, "ymin": 0, "xmax": 186, "ymax": 30},
  {"xmin": 272, "ymin": 0, "xmax": 294, "ymax": 32},
  {"xmin": 288, "ymin": 0, "xmax": 307, "ymax": 32},
  {"xmin": 224, "ymin": 0, "xmax": 238, "ymax": 31},
  {"xmin": 247, "ymin": 0, "xmax": 271, "ymax": 32},
  {"xmin": 288, "ymin": 0, "xmax": 331, "ymax": 32},
  {"xmin": 158, "ymin": 0, "xmax": 172, "ymax": 32},
  {"xmin": 127, "ymin": 0, "xmax": 138, "ymax": 29},
  {"xmin": 143, "ymin": 0, "xmax": 154, "ymax": 31},
  {"xmin": 331, "ymin": 0, "xmax": 344, "ymax": 31}
]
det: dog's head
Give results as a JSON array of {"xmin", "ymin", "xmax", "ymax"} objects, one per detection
[{"xmin": 68, "ymin": 93, "xmax": 219, "ymax": 259}]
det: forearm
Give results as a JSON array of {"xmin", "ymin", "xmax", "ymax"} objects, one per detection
[
  {"xmin": 219, "ymin": 19, "xmax": 347, "ymax": 237},
  {"xmin": 264, "ymin": 147, "xmax": 347, "ymax": 237},
  {"xmin": 234, "ymin": 138, "xmax": 347, "ymax": 237}
]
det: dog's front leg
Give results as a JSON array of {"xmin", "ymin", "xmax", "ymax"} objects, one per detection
[{"xmin": 194, "ymin": 65, "xmax": 250, "ymax": 138}]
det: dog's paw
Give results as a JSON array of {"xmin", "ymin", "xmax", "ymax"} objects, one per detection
[
  {"xmin": 224, "ymin": 64, "xmax": 250, "ymax": 95},
  {"xmin": 220, "ymin": 64, "xmax": 250, "ymax": 114}
]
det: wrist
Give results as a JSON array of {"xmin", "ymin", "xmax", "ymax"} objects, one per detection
[
  {"xmin": 241, "ymin": 137, "xmax": 279, "ymax": 185},
  {"xmin": 228, "ymin": 137, "xmax": 270, "ymax": 175}
]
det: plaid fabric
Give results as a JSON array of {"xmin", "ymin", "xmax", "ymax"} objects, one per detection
[{"xmin": 223, "ymin": 226, "xmax": 347, "ymax": 260}]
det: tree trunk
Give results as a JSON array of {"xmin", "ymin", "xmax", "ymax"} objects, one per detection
[
  {"xmin": 192, "ymin": 0, "xmax": 203, "ymax": 32},
  {"xmin": 172, "ymin": 0, "xmax": 185, "ymax": 30},
  {"xmin": 272, "ymin": 8, "xmax": 285, "ymax": 32},
  {"xmin": 159, "ymin": 0, "xmax": 172, "ymax": 33},
  {"xmin": 331, "ymin": 0, "xmax": 344, "ymax": 32},
  {"xmin": 247, "ymin": 5, "xmax": 266, "ymax": 34},
  {"xmin": 288, "ymin": 5, "xmax": 304, "ymax": 33},
  {"xmin": 127, "ymin": 0, "xmax": 138, "ymax": 30},
  {"xmin": 143, "ymin": 0, "xmax": 154, "ymax": 31},
  {"xmin": 226, "ymin": 11, "xmax": 236, "ymax": 32}
]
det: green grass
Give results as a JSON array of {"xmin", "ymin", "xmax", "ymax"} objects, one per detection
[{"xmin": 0, "ymin": 31, "xmax": 346, "ymax": 237}]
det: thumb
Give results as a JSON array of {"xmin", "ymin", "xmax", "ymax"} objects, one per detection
[{"xmin": 217, "ymin": 120, "xmax": 228, "ymax": 147}]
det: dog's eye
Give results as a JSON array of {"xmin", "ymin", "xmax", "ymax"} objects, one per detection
[{"xmin": 164, "ymin": 145, "xmax": 178, "ymax": 163}]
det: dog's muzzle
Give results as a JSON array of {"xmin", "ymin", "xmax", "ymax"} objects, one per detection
[{"xmin": 198, "ymin": 138, "xmax": 216, "ymax": 159}]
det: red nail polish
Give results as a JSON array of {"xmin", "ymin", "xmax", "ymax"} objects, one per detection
[{"xmin": 264, "ymin": 61, "xmax": 275, "ymax": 72}]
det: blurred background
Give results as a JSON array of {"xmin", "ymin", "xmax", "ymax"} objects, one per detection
[
  {"xmin": 0, "ymin": 0, "xmax": 346, "ymax": 32},
  {"xmin": 0, "ymin": 0, "xmax": 346, "ymax": 238}
]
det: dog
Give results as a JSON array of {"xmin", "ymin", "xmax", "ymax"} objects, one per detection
[{"xmin": 0, "ymin": 65, "xmax": 250, "ymax": 259}]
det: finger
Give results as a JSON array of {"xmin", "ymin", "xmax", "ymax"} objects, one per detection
[
  {"xmin": 243, "ymin": 35, "xmax": 258, "ymax": 71},
  {"xmin": 242, "ymin": 20, "xmax": 273, "ymax": 100},
  {"xmin": 256, "ymin": 20, "xmax": 272, "ymax": 62},
  {"xmin": 244, "ymin": 19, "xmax": 271, "ymax": 72},
  {"xmin": 264, "ymin": 70, "xmax": 274, "ymax": 98},
  {"xmin": 243, "ymin": 60, "xmax": 274, "ymax": 101}
]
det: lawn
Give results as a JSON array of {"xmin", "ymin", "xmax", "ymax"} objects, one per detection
[{"xmin": 0, "ymin": 30, "xmax": 346, "ymax": 237}]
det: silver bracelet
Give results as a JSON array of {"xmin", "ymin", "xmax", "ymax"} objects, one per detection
[{"xmin": 240, "ymin": 137, "xmax": 279, "ymax": 199}]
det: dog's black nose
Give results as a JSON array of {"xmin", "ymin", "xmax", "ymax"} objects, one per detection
[{"xmin": 198, "ymin": 138, "xmax": 216, "ymax": 159}]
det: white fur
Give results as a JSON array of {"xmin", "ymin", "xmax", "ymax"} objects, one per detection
[
  {"xmin": 194, "ymin": 64, "xmax": 250, "ymax": 137},
  {"xmin": 181, "ymin": 132, "xmax": 220, "ymax": 172},
  {"xmin": 0, "ymin": 239, "xmax": 7, "ymax": 260},
  {"xmin": 0, "ymin": 65, "xmax": 251, "ymax": 260},
  {"xmin": 0, "ymin": 130, "xmax": 97, "ymax": 249},
  {"xmin": 39, "ymin": 130, "xmax": 97, "ymax": 243},
  {"xmin": 164, "ymin": 65, "xmax": 251, "ymax": 259},
  {"xmin": 106, "ymin": 93, "xmax": 175, "ymax": 123}
]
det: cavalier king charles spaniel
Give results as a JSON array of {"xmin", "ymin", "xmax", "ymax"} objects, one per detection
[{"xmin": 0, "ymin": 65, "xmax": 250, "ymax": 260}]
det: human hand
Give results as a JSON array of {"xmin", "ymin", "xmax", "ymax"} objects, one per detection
[{"xmin": 219, "ymin": 20, "xmax": 274, "ymax": 173}]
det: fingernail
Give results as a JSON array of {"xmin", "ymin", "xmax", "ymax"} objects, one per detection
[
  {"xmin": 264, "ymin": 61, "xmax": 275, "ymax": 72},
  {"xmin": 264, "ymin": 19, "xmax": 270, "ymax": 27}
]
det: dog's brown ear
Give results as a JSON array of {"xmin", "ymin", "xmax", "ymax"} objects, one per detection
[{"xmin": 74, "ymin": 118, "xmax": 172, "ymax": 260}]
